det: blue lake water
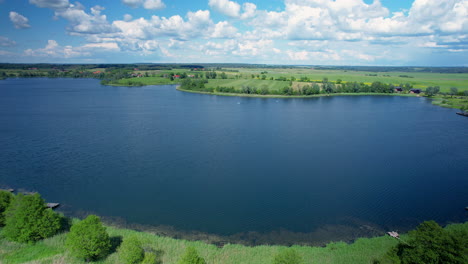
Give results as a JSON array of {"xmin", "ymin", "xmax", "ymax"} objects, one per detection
[{"xmin": 0, "ymin": 78, "xmax": 467, "ymax": 244}]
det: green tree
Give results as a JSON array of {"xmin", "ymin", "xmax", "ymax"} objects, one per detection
[
  {"xmin": 178, "ymin": 247, "xmax": 206, "ymax": 264},
  {"xmin": 391, "ymin": 221, "xmax": 467, "ymax": 264},
  {"xmin": 273, "ymin": 248, "xmax": 303, "ymax": 264},
  {"xmin": 119, "ymin": 236, "xmax": 145, "ymax": 264},
  {"xmin": 425, "ymin": 86, "xmax": 440, "ymax": 97},
  {"xmin": 0, "ymin": 190, "xmax": 13, "ymax": 226},
  {"xmin": 66, "ymin": 215, "xmax": 111, "ymax": 261},
  {"xmin": 460, "ymin": 105, "xmax": 467, "ymax": 113},
  {"xmin": 3, "ymin": 193, "xmax": 62, "ymax": 243},
  {"xmin": 449, "ymin": 87, "xmax": 458, "ymax": 97}
]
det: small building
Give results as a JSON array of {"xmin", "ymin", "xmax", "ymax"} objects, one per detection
[
  {"xmin": 394, "ymin": 86, "xmax": 403, "ymax": 92},
  {"xmin": 409, "ymin": 89, "xmax": 421, "ymax": 94},
  {"xmin": 174, "ymin": 74, "xmax": 181, "ymax": 79}
]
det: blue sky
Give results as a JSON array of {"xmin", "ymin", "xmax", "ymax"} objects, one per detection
[{"xmin": 0, "ymin": 0, "xmax": 467, "ymax": 65}]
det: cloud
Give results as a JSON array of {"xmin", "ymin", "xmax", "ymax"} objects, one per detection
[
  {"xmin": 23, "ymin": 40, "xmax": 121, "ymax": 59},
  {"xmin": 54, "ymin": 4, "xmax": 118, "ymax": 35},
  {"xmin": 143, "ymin": 0, "xmax": 165, "ymax": 10},
  {"xmin": 22, "ymin": 0, "xmax": 468, "ymax": 65},
  {"xmin": 81, "ymin": 42, "xmax": 120, "ymax": 51},
  {"xmin": 29, "ymin": 0, "xmax": 70, "ymax": 9},
  {"xmin": 0, "ymin": 36, "xmax": 16, "ymax": 47},
  {"xmin": 24, "ymin": 40, "xmax": 88, "ymax": 58},
  {"xmin": 209, "ymin": 0, "xmax": 241, "ymax": 18},
  {"xmin": 122, "ymin": 0, "xmax": 165, "ymax": 10},
  {"xmin": 111, "ymin": 10, "xmax": 213, "ymax": 42},
  {"xmin": 211, "ymin": 21, "xmax": 238, "ymax": 38},
  {"xmin": 240, "ymin": 3, "xmax": 257, "ymax": 19},
  {"xmin": 9, "ymin": 11, "xmax": 31, "ymax": 29}
]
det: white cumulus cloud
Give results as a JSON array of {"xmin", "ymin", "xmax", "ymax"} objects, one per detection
[
  {"xmin": 209, "ymin": 0, "xmax": 241, "ymax": 18},
  {"xmin": 0, "ymin": 36, "xmax": 16, "ymax": 47},
  {"xmin": 122, "ymin": 0, "xmax": 165, "ymax": 10},
  {"xmin": 24, "ymin": 40, "xmax": 88, "ymax": 58},
  {"xmin": 29, "ymin": 0, "xmax": 70, "ymax": 9},
  {"xmin": 9, "ymin": 11, "xmax": 31, "ymax": 29}
]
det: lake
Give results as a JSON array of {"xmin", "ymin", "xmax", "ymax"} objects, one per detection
[{"xmin": 0, "ymin": 78, "xmax": 467, "ymax": 245}]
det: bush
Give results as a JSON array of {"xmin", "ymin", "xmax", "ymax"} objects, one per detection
[
  {"xmin": 387, "ymin": 221, "xmax": 468, "ymax": 264},
  {"xmin": 3, "ymin": 193, "xmax": 62, "ymax": 243},
  {"xmin": 0, "ymin": 190, "xmax": 13, "ymax": 226},
  {"xmin": 119, "ymin": 236, "xmax": 145, "ymax": 264},
  {"xmin": 66, "ymin": 215, "xmax": 111, "ymax": 261},
  {"xmin": 178, "ymin": 246, "xmax": 206, "ymax": 264},
  {"xmin": 273, "ymin": 248, "xmax": 303, "ymax": 264}
]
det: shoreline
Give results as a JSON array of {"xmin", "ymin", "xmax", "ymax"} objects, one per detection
[
  {"xmin": 176, "ymin": 87, "xmax": 468, "ymax": 111},
  {"xmin": 2, "ymin": 77, "xmax": 466, "ymax": 111},
  {"xmin": 176, "ymin": 86, "xmax": 419, "ymax": 99}
]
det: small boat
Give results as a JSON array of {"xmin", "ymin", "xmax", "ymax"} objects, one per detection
[{"xmin": 456, "ymin": 112, "xmax": 468, "ymax": 117}]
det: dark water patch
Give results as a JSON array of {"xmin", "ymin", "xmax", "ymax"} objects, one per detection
[{"xmin": 0, "ymin": 78, "xmax": 467, "ymax": 245}]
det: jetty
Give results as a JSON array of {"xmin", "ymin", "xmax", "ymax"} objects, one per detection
[
  {"xmin": 46, "ymin": 203, "xmax": 60, "ymax": 209},
  {"xmin": 387, "ymin": 231, "xmax": 400, "ymax": 239}
]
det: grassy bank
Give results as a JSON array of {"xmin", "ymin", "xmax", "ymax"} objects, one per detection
[
  {"xmin": 430, "ymin": 95, "xmax": 468, "ymax": 110},
  {"xmin": 1, "ymin": 221, "xmax": 467, "ymax": 264}
]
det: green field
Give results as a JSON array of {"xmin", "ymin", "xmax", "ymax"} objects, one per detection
[
  {"xmin": 220, "ymin": 68, "xmax": 468, "ymax": 92},
  {"xmin": 205, "ymin": 79, "xmax": 290, "ymax": 91},
  {"xmin": 120, "ymin": 68, "xmax": 468, "ymax": 92}
]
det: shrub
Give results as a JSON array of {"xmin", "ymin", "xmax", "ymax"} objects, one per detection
[
  {"xmin": 3, "ymin": 193, "xmax": 62, "ymax": 243},
  {"xmin": 66, "ymin": 215, "xmax": 111, "ymax": 261},
  {"xmin": 273, "ymin": 248, "xmax": 303, "ymax": 264},
  {"xmin": 178, "ymin": 246, "xmax": 206, "ymax": 264},
  {"xmin": 387, "ymin": 221, "xmax": 468, "ymax": 264},
  {"xmin": 0, "ymin": 190, "xmax": 13, "ymax": 226},
  {"xmin": 119, "ymin": 236, "xmax": 145, "ymax": 264}
]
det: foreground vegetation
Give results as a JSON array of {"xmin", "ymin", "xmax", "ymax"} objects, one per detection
[{"xmin": 0, "ymin": 190, "xmax": 467, "ymax": 264}]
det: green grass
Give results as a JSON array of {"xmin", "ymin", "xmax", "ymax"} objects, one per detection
[
  {"xmin": 1, "ymin": 222, "xmax": 466, "ymax": 264},
  {"xmin": 0, "ymin": 232, "xmax": 66, "ymax": 264},
  {"xmin": 430, "ymin": 95, "xmax": 468, "ymax": 110},
  {"xmin": 205, "ymin": 79, "xmax": 290, "ymax": 91}
]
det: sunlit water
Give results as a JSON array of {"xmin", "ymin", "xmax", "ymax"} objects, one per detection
[{"xmin": 1, "ymin": 78, "xmax": 467, "ymax": 244}]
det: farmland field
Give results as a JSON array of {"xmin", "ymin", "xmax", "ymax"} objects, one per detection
[{"xmin": 219, "ymin": 68, "xmax": 468, "ymax": 92}]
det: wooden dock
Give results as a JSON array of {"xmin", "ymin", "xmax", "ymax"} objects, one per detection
[
  {"xmin": 387, "ymin": 231, "xmax": 400, "ymax": 239},
  {"xmin": 46, "ymin": 203, "xmax": 60, "ymax": 209}
]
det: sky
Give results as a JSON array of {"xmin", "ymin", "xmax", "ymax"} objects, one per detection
[{"xmin": 0, "ymin": 0, "xmax": 467, "ymax": 66}]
